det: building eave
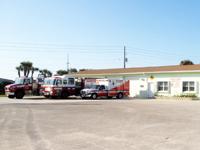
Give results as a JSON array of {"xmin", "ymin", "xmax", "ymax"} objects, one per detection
[{"xmin": 75, "ymin": 70, "xmax": 200, "ymax": 77}]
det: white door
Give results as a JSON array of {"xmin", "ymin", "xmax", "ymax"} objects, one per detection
[
  {"xmin": 129, "ymin": 80, "xmax": 140, "ymax": 97},
  {"xmin": 130, "ymin": 79, "xmax": 146, "ymax": 98},
  {"xmin": 148, "ymin": 82, "xmax": 155, "ymax": 98}
]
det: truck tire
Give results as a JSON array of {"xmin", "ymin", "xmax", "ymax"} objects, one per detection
[
  {"xmin": 44, "ymin": 95, "xmax": 50, "ymax": 98},
  {"xmin": 91, "ymin": 93, "xmax": 97, "ymax": 99},
  {"xmin": 107, "ymin": 96, "xmax": 112, "ymax": 99},
  {"xmin": 61, "ymin": 92, "xmax": 68, "ymax": 99},
  {"xmin": 8, "ymin": 95, "xmax": 15, "ymax": 99},
  {"xmin": 117, "ymin": 92, "xmax": 123, "ymax": 99},
  {"xmin": 50, "ymin": 96, "xmax": 57, "ymax": 99},
  {"xmin": 80, "ymin": 94, "xmax": 86, "ymax": 99},
  {"xmin": 15, "ymin": 91, "xmax": 24, "ymax": 99}
]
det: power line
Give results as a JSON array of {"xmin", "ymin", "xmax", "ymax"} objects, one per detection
[
  {"xmin": 0, "ymin": 41, "xmax": 122, "ymax": 48},
  {"xmin": 0, "ymin": 45, "xmax": 123, "ymax": 50},
  {"xmin": 127, "ymin": 46, "xmax": 181, "ymax": 56},
  {"xmin": 0, "ymin": 42, "xmax": 192, "ymax": 56},
  {"xmin": 0, "ymin": 46, "xmax": 195, "ymax": 60},
  {"xmin": 0, "ymin": 41, "xmax": 192, "ymax": 55},
  {"xmin": 0, "ymin": 48, "xmax": 123, "ymax": 54},
  {"xmin": 0, "ymin": 44, "xmax": 191, "ymax": 57},
  {"xmin": 0, "ymin": 42, "xmax": 197, "ymax": 69}
]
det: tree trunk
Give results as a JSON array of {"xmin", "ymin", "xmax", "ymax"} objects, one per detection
[
  {"xmin": 24, "ymin": 70, "xmax": 26, "ymax": 77},
  {"xmin": 27, "ymin": 70, "xmax": 30, "ymax": 77},
  {"xmin": 18, "ymin": 70, "xmax": 20, "ymax": 77},
  {"xmin": 31, "ymin": 70, "xmax": 34, "ymax": 77}
]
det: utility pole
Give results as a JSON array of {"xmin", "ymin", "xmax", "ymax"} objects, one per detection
[
  {"xmin": 124, "ymin": 46, "xmax": 127, "ymax": 68},
  {"xmin": 67, "ymin": 54, "xmax": 70, "ymax": 73}
]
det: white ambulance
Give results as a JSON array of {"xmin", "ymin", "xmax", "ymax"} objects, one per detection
[{"xmin": 80, "ymin": 78, "xmax": 129, "ymax": 99}]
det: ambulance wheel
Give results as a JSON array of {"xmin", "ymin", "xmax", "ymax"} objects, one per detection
[
  {"xmin": 117, "ymin": 93, "xmax": 123, "ymax": 99},
  {"xmin": 15, "ymin": 91, "xmax": 24, "ymax": 99},
  {"xmin": 80, "ymin": 95, "xmax": 86, "ymax": 99},
  {"xmin": 91, "ymin": 93, "xmax": 97, "ymax": 99}
]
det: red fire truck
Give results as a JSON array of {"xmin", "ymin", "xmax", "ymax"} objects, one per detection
[
  {"xmin": 80, "ymin": 78, "xmax": 129, "ymax": 99},
  {"xmin": 5, "ymin": 76, "xmax": 44, "ymax": 99},
  {"xmin": 41, "ymin": 75, "xmax": 84, "ymax": 98}
]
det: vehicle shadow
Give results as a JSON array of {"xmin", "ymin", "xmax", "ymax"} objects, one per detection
[{"xmin": 23, "ymin": 96, "xmax": 81, "ymax": 100}]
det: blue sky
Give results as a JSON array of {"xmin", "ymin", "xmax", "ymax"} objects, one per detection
[{"xmin": 0, "ymin": 0, "xmax": 200, "ymax": 79}]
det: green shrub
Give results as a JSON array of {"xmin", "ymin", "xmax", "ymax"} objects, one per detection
[{"xmin": 175, "ymin": 94, "xmax": 197, "ymax": 98}]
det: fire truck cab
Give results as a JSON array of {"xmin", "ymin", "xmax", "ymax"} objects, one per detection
[
  {"xmin": 5, "ymin": 76, "xmax": 43, "ymax": 99},
  {"xmin": 41, "ymin": 75, "xmax": 83, "ymax": 98}
]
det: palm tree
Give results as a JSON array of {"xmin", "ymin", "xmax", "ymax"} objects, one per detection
[
  {"xmin": 20, "ymin": 61, "xmax": 33, "ymax": 77},
  {"xmin": 39, "ymin": 69, "xmax": 52, "ymax": 78},
  {"xmin": 31, "ymin": 67, "xmax": 39, "ymax": 77},
  {"xmin": 16, "ymin": 61, "xmax": 39, "ymax": 77},
  {"xmin": 16, "ymin": 66, "xmax": 23, "ymax": 77},
  {"xmin": 56, "ymin": 70, "xmax": 68, "ymax": 75},
  {"xmin": 56, "ymin": 68, "xmax": 78, "ymax": 75},
  {"xmin": 69, "ymin": 68, "xmax": 78, "ymax": 73},
  {"xmin": 180, "ymin": 60, "xmax": 194, "ymax": 65}
]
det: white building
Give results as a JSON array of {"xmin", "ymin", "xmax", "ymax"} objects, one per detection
[{"xmin": 77, "ymin": 64, "xmax": 200, "ymax": 98}]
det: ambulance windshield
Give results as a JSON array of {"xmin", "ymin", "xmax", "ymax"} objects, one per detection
[{"xmin": 88, "ymin": 85, "xmax": 100, "ymax": 89}]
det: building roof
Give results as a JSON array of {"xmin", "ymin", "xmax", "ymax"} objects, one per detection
[{"xmin": 77, "ymin": 64, "xmax": 200, "ymax": 76}]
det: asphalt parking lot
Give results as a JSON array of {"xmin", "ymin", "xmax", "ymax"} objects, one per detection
[{"xmin": 0, "ymin": 97, "xmax": 200, "ymax": 150}]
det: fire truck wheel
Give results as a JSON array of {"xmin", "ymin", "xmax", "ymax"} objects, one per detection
[
  {"xmin": 50, "ymin": 96, "xmax": 57, "ymax": 99},
  {"xmin": 15, "ymin": 91, "xmax": 24, "ymax": 99},
  {"xmin": 91, "ymin": 93, "xmax": 97, "ymax": 99},
  {"xmin": 61, "ymin": 92, "xmax": 68, "ymax": 99},
  {"xmin": 8, "ymin": 95, "xmax": 15, "ymax": 99},
  {"xmin": 117, "ymin": 93, "xmax": 123, "ymax": 99},
  {"xmin": 44, "ymin": 95, "xmax": 50, "ymax": 98}
]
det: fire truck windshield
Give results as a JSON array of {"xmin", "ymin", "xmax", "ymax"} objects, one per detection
[
  {"xmin": 15, "ymin": 78, "xmax": 24, "ymax": 84},
  {"xmin": 44, "ymin": 79, "xmax": 56, "ymax": 85}
]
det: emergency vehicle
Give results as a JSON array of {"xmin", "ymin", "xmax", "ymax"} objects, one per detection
[
  {"xmin": 41, "ymin": 75, "xmax": 84, "ymax": 98},
  {"xmin": 80, "ymin": 78, "xmax": 129, "ymax": 99},
  {"xmin": 5, "ymin": 76, "xmax": 44, "ymax": 99}
]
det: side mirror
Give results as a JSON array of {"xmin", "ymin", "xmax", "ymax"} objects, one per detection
[{"xmin": 99, "ymin": 87, "xmax": 104, "ymax": 91}]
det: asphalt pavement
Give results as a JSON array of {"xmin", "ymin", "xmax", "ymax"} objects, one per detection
[{"xmin": 0, "ymin": 96, "xmax": 200, "ymax": 150}]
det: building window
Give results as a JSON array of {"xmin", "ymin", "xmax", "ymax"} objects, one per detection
[
  {"xmin": 183, "ymin": 81, "xmax": 195, "ymax": 92},
  {"xmin": 157, "ymin": 81, "xmax": 169, "ymax": 92}
]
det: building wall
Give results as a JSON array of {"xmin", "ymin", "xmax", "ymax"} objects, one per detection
[{"xmin": 126, "ymin": 72, "xmax": 200, "ymax": 98}]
